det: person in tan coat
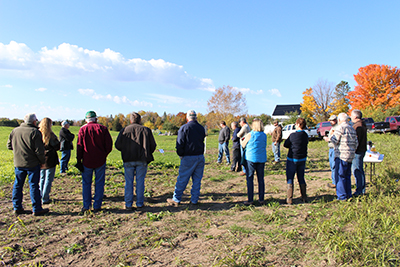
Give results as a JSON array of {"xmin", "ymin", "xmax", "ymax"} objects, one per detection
[{"xmin": 271, "ymin": 120, "xmax": 282, "ymax": 163}]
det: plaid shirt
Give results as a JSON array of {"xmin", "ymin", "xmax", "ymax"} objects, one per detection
[{"xmin": 329, "ymin": 122, "xmax": 358, "ymax": 162}]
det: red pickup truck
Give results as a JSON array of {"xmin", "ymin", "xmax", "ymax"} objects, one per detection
[
  {"xmin": 315, "ymin": 121, "xmax": 332, "ymax": 138},
  {"xmin": 385, "ymin": 116, "xmax": 400, "ymax": 134}
]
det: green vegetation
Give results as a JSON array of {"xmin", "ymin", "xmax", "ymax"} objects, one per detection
[{"xmin": 0, "ymin": 125, "xmax": 400, "ymax": 266}]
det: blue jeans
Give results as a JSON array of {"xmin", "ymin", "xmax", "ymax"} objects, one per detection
[
  {"xmin": 246, "ymin": 161, "xmax": 265, "ymax": 202},
  {"xmin": 40, "ymin": 167, "xmax": 56, "ymax": 202},
  {"xmin": 123, "ymin": 161, "xmax": 148, "ymax": 208},
  {"xmin": 240, "ymin": 146, "xmax": 247, "ymax": 174},
  {"xmin": 272, "ymin": 142, "xmax": 281, "ymax": 162},
  {"xmin": 335, "ymin": 158, "xmax": 352, "ymax": 200},
  {"xmin": 12, "ymin": 165, "xmax": 43, "ymax": 212},
  {"xmin": 82, "ymin": 163, "xmax": 106, "ymax": 210},
  {"xmin": 60, "ymin": 150, "xmax": 71, "ymax": 173},
  {"xmin": 172, "ymin": 155, "xmax": 205, "ymax": 204},
  {"xmin": 286, "ymin": 160, "xmax": 306, "ymax": 185},
  {"xmin": 217, "ymin": 143, "xmax": 230, "ymax": 164},
  {"xmin": 352, "ymin": 152, "xmax": 366, "ymax": 196},
  {"xmin": 329, "ymin": 148, "xmax": 337, "ymax": 185}
]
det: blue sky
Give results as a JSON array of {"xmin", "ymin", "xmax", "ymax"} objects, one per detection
[{"xmin": 1, "ymin": 1, "xmax": 399, "ymax": 121}]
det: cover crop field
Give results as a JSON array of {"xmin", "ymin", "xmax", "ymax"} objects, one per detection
[{"xmin": 1, "ymin": 126, "xmax": 400, "ymax": 266}]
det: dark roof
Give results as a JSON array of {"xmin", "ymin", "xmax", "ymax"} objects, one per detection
[{"xmin": 272, "ymin": 104, "xmax": 301, "ymax": 116}]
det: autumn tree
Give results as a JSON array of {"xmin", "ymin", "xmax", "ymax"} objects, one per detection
[
  {"xmin": 300, "ymin": 79, "xmax": 335, "ymax": 123},
  {"xmin": 207, "ymin": 85, "xmax": 247, "ymax": 129},
  {"xmin": 348, "ymin": 64, "xmax": 400, "ymax": 111},
  {"xmin": 330, "ymin": 81, "xmax": 351, "ymax": 115},
  {"xmin": 300, "ymin": 87, "xmax": 318, "ymax": 124}
]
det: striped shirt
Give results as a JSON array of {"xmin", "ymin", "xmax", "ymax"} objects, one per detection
[{"xmin": 329, "ymin": 122, "xmax": 358, "ymax": 162}]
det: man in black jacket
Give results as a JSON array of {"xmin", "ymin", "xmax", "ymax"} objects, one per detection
[
  {"xmin": 115, "ymin": 112, "xmax": 157, "ymax": 210},
  {"xmin": 217, "ymin": 121, "xmax": 230, "ymax": 164},
  {"xmin": 59, "ymin": 121, "xmax": 75, "ymax": 175}
]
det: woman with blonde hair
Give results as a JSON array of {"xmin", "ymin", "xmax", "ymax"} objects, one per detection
[
  {"xmin": 241, "ymin": 118, "xmax": 267, "ymax": 205},
  {"xmin": 38, "ymin": 118, "xmax": 60, "ymax": 204}
]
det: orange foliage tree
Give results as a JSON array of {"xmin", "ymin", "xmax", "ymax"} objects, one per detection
[{"xmin": 348, "ymin": 64, "xmax": 400, "ymax": 111}]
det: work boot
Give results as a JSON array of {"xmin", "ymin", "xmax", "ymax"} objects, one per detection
[
  {"xmin": 300, "ymin": 184, "xmax": 307, "ymax": 203},
  {"xmin": 286, "ymin": 184, "xmax": 294, "ymax": 205}
]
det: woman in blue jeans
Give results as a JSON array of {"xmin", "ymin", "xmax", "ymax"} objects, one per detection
[
  {"xmin": 38, "ymin": 117, "xmax": 60, "ymax": 204},
  {"xmin": 283, "ymin": 118, "xmax": 309, "ymax": 204},
  {"xmin": 241, "ymin": 119, "xmax": 267, "ymax": 205}
]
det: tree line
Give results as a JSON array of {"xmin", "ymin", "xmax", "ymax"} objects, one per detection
[{"xmin": 300, "ymin": 64, "xmax": 400, "ymax": 125}]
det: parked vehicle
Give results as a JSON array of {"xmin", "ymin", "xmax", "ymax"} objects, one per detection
[
  {"xmin": 315, "ymin": 121, "xmax": 332, "ymax": 138},
  {"xmin": 385, "ymin": 116, "xmax": 400, "ymax": 134},
  {"xmin": 363, "ymin": 117, "xmax": 376, "ymax": 133},
  {"xmin": 373, "ymin": 116, "xmax": 399, "ymax": 134},
  {"xmin": 374, "ymin": 121, "xmax": 391, "ymax": 133},
  {"xmin": 282, "ymin": 124, "xmax": 318, "ymax": 140}
]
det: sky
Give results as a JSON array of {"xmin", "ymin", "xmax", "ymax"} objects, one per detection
[{"xmin": 1, "ymin": 1, "xmax": 399, "ymax": 121}]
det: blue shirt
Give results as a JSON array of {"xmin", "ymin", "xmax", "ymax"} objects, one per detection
[{"xmin": 245, "ymin": 131, "xmax": 267, "ymax": 163}]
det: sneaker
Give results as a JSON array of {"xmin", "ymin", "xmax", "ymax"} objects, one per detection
[
  {"xmin": 42, "ymin": 199, "xmax": 52, "ymax": 205},
  {"xmin": 125, "ymin": 206, "xmax": 135, "ymax": 211},
  {"xmin": 33, "ymin": 208, "xmax": 50, "ymax": 216},
  {"xmin": 243, "ymin": 201, "xmax": 253, "ymax": 206},
  {"xmin": 167, "ymin": 198, "xmax": 179, "ymax": 207},
  {"xmin": 327, "ymin": 183, "xmax": 336, "ymax": 189}
]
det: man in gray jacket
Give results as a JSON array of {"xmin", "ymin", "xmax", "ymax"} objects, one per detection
[
  {"xmin": 7, "ymin": 113, "xmax": 49, "ymax": 216},
  {"xmin": 115, "ymin": 112, "xmax": 157, "ymax": 210},
  {"xmin": 217, "ymin": 121, "xmax": 230, "ymax": 164}
]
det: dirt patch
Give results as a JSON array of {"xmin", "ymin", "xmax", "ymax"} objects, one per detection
[{"xmin": 0, "ymin": 147, "xmax": 337, "ymax": 266}]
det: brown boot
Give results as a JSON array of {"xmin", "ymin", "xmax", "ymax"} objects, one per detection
[
  {"xmin": 286, "ymin": 184, "xmax": 294, "ymax": 204},
  {"xmin": 300, "ymin": 184, "xmax": 307, "ymax": 203}
]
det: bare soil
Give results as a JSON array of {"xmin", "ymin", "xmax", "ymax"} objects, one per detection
[{"xmin": 0, "ymin": 148, "xmax": 336, "ymax": 267}]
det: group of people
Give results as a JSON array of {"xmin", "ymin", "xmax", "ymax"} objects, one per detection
[
  {"xmin": 7, "ymin": 114, "xmax": 74, "ymax": 216},
  {"xmin": 7, "ymin": 108, "xmax": 367, "ymax": 216},
  {"xmin": 324, "ymin": 109, "xmax": 367, "ymax": 200}
]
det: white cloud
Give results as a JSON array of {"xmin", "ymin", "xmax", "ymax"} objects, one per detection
[
  {"xmin": 0, "ymin": 41, "xmax": 214, "ymax": 90},
  {"xmin": 78, "ymin": 88, "xmax": 152, "ymax": 107},
  {"xmin": 269, "ymin": 88, "xmax": 282, "ymax": 97},
  {"xmin": 35, "ymin": 87, "xmax": 47, "ymax": 92},
  {"xmin": 147, "ymin": 93, "xmax": 186, "ymax": 104},
  {"xmin": 1, "ymin": 84, "xmax": 12, "ymax": 88},
  {"xmin": 233, "ymin": 87, "xmax": 263, "ymax": 95}
]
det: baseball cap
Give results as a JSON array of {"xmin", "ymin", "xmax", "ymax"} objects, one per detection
[
  {"xmin": 329, "ymin": 115, "xmax": 337, "ymax": 121},
  {"xmin": 85, "ymin": 111, "xmax": 97, "ymax": 119}
]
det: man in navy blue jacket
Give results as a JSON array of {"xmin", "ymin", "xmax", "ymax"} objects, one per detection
[{"xmin": 167, "ymin": 110, "xmax": 206, "ymax": 206}]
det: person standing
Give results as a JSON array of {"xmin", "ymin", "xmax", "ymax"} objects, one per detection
[
  {"xmin": 167, "ymin": 110, "xmax": 206, "ymax": 206},
  {"xmin": 7, "ymin": 113, "xmax": 49, "ymax": 216},
  {"xmin": 241, "ymin": 119, "xmax": 267, "ymax": 205},
  {"xmin": 326, "ymin": 115, "xmax": 339, "ymax": 189},
  {"xmin": 59, "ymin": 121, "xmax": 75, "ymax": 175},
  {"xmin": 217, "ymin": 121, "xmax": 230, "ymax": 164},
  {"xmin": 230, "ymin": 121, "xmax": 241, "ymax": 172},
  {"xmin": 284, "ymin": 118, "xmax": 309, "ymax": 204},
  {"xmin": 237, "ymin": 117, "xmax": 251, "ymax": 175},
  {"xmin": 77, "ymin": 111, "xmax": 113, "ymax": 212},
  {"xmin": 38, "ymin": 117, "xmax": 60, "ymax": 204},
  {"xmin": 271, "ymin": 120, "xmax": 283, "ymax": 164},
  {"xmin": 324, "ymin": 113, "xmax": 358, "ymax": 200},
  {"xmin": 351, "ymin": 109, "xmax": 367, "ymax": 196},
  {"xmin": 115, "ymin": 112, "xmax": 157, "ymax": 210}
]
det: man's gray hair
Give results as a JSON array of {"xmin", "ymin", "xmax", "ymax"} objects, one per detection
[
  {"xmin": 338, "ymin": 112, "xmax": 349, "ymax": 122},
  {"xmin": 24, "ymin": 113, "xmax": 38, "ymax": 124},
  {"xmin": 85, "ymin": 118, "xmax": 97, "ymax": 123},
  {"xmin": 231, "ymin": 121, "xmax": 238, "ymax": 127},
  {"xmin": 352, "ymin": 109, "xmax": 362, "ymax": 119},
  {"xmin": 186, "ymin": 110, "xmax": 197, "ymax": 120}
]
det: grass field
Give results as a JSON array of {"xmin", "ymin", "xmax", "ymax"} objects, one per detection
[{"xmin": 1, "ymin": 126, "xmax": 400, "ymax": 266}]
